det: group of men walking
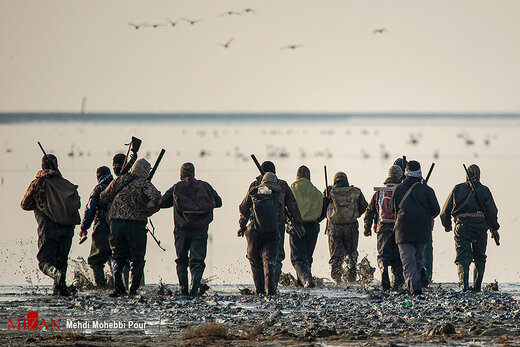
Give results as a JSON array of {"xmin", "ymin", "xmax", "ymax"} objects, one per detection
[
  {"xmin": 22, "ymin": 146, "xmax": 221, "ymax": 298},
  {"xmin": 21, "ymin": 145, "xmax": 500, "ymax": 297}
]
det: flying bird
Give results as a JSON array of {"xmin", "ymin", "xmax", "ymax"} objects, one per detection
[
  {"xmin": 150, "ymin": 23, "xmax": 166, "ymax": 28},
  {"xmin": 182, "ymin": 17, "xmax": 204, "ymax": 25},
  {"xmin": 220, "ymin": 11, "xmax": 241, "ymax": 16},
  {"xmin": 243, "ymin": 8, "xmax": 256, "ymax": 14},
  {"xmin": 166, "ymin": 18, "xmax": 178, "ymax": 27},
  {"xmin": 128, "ymin": 23, "xmax": 144, "ymax": 30},
  {"xmin": 281, "ymin": 44, "xmax": 303, "ymax": 50},
  {"xmin": 219, "ymin": 38, "xmax": 234, "ymax": 49},
  {"xmin": 372, "ymin": 28, "xmax": 388, "ymax": 34}
]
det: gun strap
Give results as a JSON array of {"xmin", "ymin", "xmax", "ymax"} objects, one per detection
[{"xmin": 398, "ymin": 182, "xmax": 419, "ymax": 210}]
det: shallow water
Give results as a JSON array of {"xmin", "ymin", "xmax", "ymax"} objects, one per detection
[{"xmin": 1, "ymin": 115, "xmax": 519, "ymax": 286}]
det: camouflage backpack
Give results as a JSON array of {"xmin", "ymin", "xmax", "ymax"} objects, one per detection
[{"xmin": 327, "ymin": 186, "xmax": 361, "ymax": 224}]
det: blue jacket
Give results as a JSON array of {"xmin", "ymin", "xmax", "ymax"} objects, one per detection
[{"xmin": 80, "ymin": 173, "xmax": 113, "ymax": 232}]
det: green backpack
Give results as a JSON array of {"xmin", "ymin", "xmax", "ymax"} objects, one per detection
[
  {"xmin": 290, "ymin": 178, "xmax": 323, "ymax": 222},
  {"xmin": 327, "ymin": 186, "xmax": 361, "ymax": 224}
]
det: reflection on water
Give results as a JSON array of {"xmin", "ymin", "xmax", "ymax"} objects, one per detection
[{"xmin": 1, "ymin": 116, "xmax": 519, "ymax": 286}]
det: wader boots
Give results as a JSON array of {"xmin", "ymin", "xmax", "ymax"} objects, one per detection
[
  {"xmin": 91, "ymin": 265, "xmax": 107, "ymax": 288},
  {"xmin": 177, "ymin": 268, "xmax": 189, "ymax": 295},
  {"xmin": 457, "ymin": 264, "xmax": 469, "ymax": 292},
  {"xmin": 381, "ymin": 267, "xmax": 391, "ymax": 291},
  {"xmin": 473, "ymin": 263, "xmax": 485, "ymax": 292}
]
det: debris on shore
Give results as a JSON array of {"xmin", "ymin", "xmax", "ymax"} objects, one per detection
[{"xmin": 1, "ymin": 283, "xmax": 519, "ymax": 346}]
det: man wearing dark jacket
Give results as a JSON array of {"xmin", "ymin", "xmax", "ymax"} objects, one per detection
[
  {"xmin": 79, "ymin": 166, "xmax": 114, "ymax": 287},
  {"xmin": 440, "ymin": 164, "xmax": 499, "ymax": 292},
  {"xmin": 239, "ymin": 161, "xmax": 304, "ymax": 293},
  {"xmin": 21, "ymin": 154, "xmax": 81, "ymax": 296},
  {"xmin": 325, "ymin": 172, "xmax": 368, "ymax": 284},
  {"xmin": 239, "ymin": 172, "xmax": 284, "ymax": 295},
  {"xmin": 159, "ymin": 163, "xmax": 222, "ymax": 297},
  {"xmin": 288, "ymin": 165, "xmax": 326, "ymax": 288},
  {"xmin": 100, "ymin": 158, "xmax": 160, "ymax": 297},
  {"xmin": 364, "ymin": 165, "xmax": 404, "ymax": 291},
  {"xmin": 392, "ymin": 160, "xmax": 440, "ymax": 295}
]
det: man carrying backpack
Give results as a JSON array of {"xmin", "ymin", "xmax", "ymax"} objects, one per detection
[
  {"xmin": 440, "ymin": 164, "xmax": 499, "ymax": 292},
  {"xmin": 288, "ymin": 166, "xmax": 326, "ymax": 288},
  {"xmin": 364, "ymin": 165, "xmax": 404, "ymax": 291},
  {"xmin": 100, "ymin": 158, "xmax": 161, "ymax": 297},
  {"xmin": 238, "ymin": 172, "xmax": 285, "ymax": 295},
  {"xmin": 79, "ymin": 166, "xmax": 114, "ymax": 288},
  {"xmin": 159, "ymin": 163, "xmax": 222, "ymax": 297},
  {"xmin": 21, "ymin": 154, "xmax": 81, "ymax": 296},
  {"xmin": 239, "ymin": 161, "xmax": 304, "ymax": 292},
  {"xmin": 325, "ymin": 172, "xmax": 368, "ymax": 284},
  {"xmin": 392, "ymin": 160, "xmax": 440, "ymax": 295}
]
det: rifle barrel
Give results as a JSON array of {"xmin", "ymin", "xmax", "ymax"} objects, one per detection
[
  {"xmin": 37, "ymin": 142, "xmax": 60, "ymax": 175},
  {"xmin": 324, "ymin": 166, "xmax": 329, "ymax": 198},
  {"xmin": 251, "ymin": 154, "xmax": 265, "ymax": 175},
  {"xmin": 148, "ymin": 149, "xmax": 166, "ymax": 181},
  {"xmin": 425, "ymin": 163, "xmax": 435, "ymax": 183}
]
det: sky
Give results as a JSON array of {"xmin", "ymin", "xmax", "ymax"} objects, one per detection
[{"xmin": 1, "ymin": 0, "xmax": 519, "ymax": 113}]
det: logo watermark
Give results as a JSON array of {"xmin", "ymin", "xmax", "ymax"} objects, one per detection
[
  {"xmin": 7, "ymin": 311, "xmax": 147, "ymax": 331},
  {"xmin": 7, "ymin": 311, "xmax": 61, "ymax": 331}
]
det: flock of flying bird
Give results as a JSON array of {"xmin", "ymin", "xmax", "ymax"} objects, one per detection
[{"xmin": 128, "ymin": 8, "xmax": 388, "ymax": 50}]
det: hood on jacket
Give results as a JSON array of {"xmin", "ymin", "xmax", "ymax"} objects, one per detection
[
  {"xmin": 132, "ymin": 158, "xmax": 151, "ymax": 179},
  {"xmin": 260, "ymin": 172, "xmax": 282, "ymax": 192}
]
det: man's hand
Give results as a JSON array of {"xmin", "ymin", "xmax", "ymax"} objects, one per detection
[
  {"xmin": 490, "ymin": 229, "xmax": 500, "ymax": 246},
  {"xmin": 364, "ymin": 229, "xmax": 371, "ymax": 237},
  {"xmin": 445, "ymin": 227, "xmax": 452, "ymax": 232},
  {"xmin": 79, "ymin": 230, "xmax": 88, "ymax": 244},
  {"xmin": 237, "ymin": 227, "xmax": 246, "ymax": 237}
]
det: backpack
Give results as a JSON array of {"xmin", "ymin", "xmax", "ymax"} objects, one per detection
[
  {"xmin": 327, "ymin": 186, "xmax": 361, "ymax": 224},
  {"xmin": 250, "ymin": 186, "xmax": 281, "ymax": 234},
  {"xmin": 290, "ymin": 179, "xmax": 323, "ymax": 222},
  {"xmin": 378, "ymin": 183, "xmax": 397, "ymax": 223},
  {"xmin": 42, "ymin": 176, "xmax": 81, "ymax": 226},
  {"xmin": 173, "ymin": 179, "xmax": 216, "ymax": 229},
  {"xmin": 173, "ymin": 179, "xmax": 216, "ymax": 213}
]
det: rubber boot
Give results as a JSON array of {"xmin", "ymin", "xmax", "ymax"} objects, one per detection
[
  {"xmin": 42, "ymin": 265, "xmax": 68, "ymax": 296},
  {"xmin": 129, "ymin": 260, "xmax": 145, "ymax": 296},
  {"xmin": 251, "ymin": 262, "xmax": 266, "ymax": 294},
  {"xmin": 345, "ymin": 254, "xmax": 358, "ymax": 283},
  {"xmin": 346, "ymin": 268, "xmax": 357, "ymax": 283},
  {"xmin": 177, "ymin": 268, "xmax": 189, "ymax": 295},
  {"xmin": 109, "ymin": 260, "xmax": 127, "ymax": 297},
  {"xmin": 91, "ymin": 265, "xmax": 107, "ymax": 288},
  {"xmin": 266, "ymin": 262, "xmax": 278, "ymax": 295},
  {"xmin": 391, "ymin": 263, "xmax": 405, "ymax": 291},
  {"xmin": 189, "ymin": 271, "xmax": 203, "ymax": 298},
  {"xmin": 420, "ymin": 267, "xmax": 430, "ymax": 288},
  {"xmin": 294, "ymin": 263, "xmax": 315, "ymax": 288},
  {"xmin": 457, "ymin": 264, "xmax": 469, "ymax": 292},
  {"xmin": 122, "ymin": 263, "xmax": 130, "ymax": 292},
  {"xmin": 473, "ymin": 263, "xmax": 485, "ymax": 292},
  {"xmin": 381, "ymin": 267, "xmax": 391, "ymax": 291}
]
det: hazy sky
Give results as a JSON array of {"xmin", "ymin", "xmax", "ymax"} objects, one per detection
[{"xmin": 1, "ymin": 1, "xmax": 519, "ymax": 113}]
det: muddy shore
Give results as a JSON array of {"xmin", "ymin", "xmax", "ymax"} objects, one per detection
[{"xmin": 1, "ymin": 282, "xmax": 519, "ymax": 346}]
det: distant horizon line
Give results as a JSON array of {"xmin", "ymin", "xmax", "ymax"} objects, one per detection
[{"xmin": 0, "ymin": 111, "xmax": 519, "ymax": 124}]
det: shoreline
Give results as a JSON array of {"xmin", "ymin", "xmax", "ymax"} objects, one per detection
[{"xmin": 1, "ymin": 282, "xmax": 519, "ymax": 346}]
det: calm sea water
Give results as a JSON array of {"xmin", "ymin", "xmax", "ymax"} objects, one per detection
[{"xmin": 1, "ymin": 113, "xmax": 519, "ymax": 286}]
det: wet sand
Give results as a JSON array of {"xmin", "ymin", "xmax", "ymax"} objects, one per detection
[{"xmin": 1, "ymin": 283, "xmax": 519, "ymax": 346}]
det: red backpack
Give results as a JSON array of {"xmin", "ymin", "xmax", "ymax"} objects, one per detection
[{"xmin": 378, "ymin": 183, "xmax": 397, "ymax": 223}]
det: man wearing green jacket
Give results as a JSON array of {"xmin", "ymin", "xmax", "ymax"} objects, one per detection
[{"xmin": 440, "ymin": 164, "xmax": 500, "ymax": 292}]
